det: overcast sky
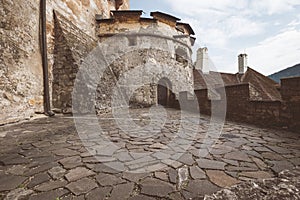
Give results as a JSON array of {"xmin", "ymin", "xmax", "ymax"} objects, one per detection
[{"xmin": 130, "ymin": 0, "xmax": 300, "ymax": 75}]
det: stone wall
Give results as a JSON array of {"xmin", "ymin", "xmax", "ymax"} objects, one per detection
[
  {"xmin": 93, "ymin": 11, "xmax": 195, "ymax": 113},
  {"xmin": 0, "ymin": 0, "xmax": 127, "ymax": 124},
  {"xmin": 94, "ymin": 47, "xmax": 194, "ymax": 114},
  {"xmin": 181, "ymin": 80, "xmax": 299, "ymax": 132},
  {"xmin": 281, "ymin": 77, "xmax": 300, "ymax": 131},
  {"xmin": 223, "ymin": 84, "xmax": 250, "ymax": 122},
  {"xmin": 194, "ymin": 90, "xmax": 211, "ymax": 115},
  {"xmin": 249, "ymin": 101, "xmax": 281, "ymax": 126},
  {"xmin": 52, "ymin": 12, "xmax": 97, "ymax": 113}
]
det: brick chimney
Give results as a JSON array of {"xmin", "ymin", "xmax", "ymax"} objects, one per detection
[
  {"xmin": 195, "ymin": 47, "xmax": 208, "ymax": 71},
  {"xmin": 238, "ymin": 54, "xmax": 247, "ymax": 74}
]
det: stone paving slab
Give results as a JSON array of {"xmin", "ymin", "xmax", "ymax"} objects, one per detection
[{"xmin": 0, "ymin": 108, "xmax": 299, "ymax": 199}]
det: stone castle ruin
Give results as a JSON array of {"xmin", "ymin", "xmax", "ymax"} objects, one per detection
[{"xmin": 1, "ymin": 0, "xmax": 299, "ymax": 132}]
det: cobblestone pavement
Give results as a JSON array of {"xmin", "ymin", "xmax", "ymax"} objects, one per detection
[{"xmin": 0, "ymin": 108, "xmax": 299, "ymax": 200}]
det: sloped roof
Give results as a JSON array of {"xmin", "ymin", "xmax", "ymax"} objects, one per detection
[
  {"xmin": 176, "ymin": 22, "xmax": 195, "ymax": 35},
  {"xmin": 193, "ymin": 69, "xmax": 240, "ymax": 90},
  {"xmin": 193, "ymin": 67, "xmax": 282, "ymax": 101},
  {"xmin": 150, "ymin": 11, "xmax": 181, "ymax": 22},
  {"xmin": 241, "ymin": 67, "xmax": 281, "ymax": 101}
]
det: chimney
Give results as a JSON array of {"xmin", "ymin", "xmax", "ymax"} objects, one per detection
[
  {"xmin": 238, "ymin": 54, "xmax": 247, "ymax": 74},
  {"xmin": 195, "ymin": 47, "xmax": 208, "ymax": 71}
]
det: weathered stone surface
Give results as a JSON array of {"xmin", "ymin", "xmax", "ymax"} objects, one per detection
[
  {"xmin": 206, "ymin": 170, "xmax": 240, "ymax": 187},
  {"xmin": 109, "ymin": 183, "xmax": 135, "ymax": 199},
  {"xmin": 61, "ymin": 195, "xmax": 85, "ymax": 200},
  {"xmin": 0, "ymin": 154, "xmax": 30, "ymax": 165},
  {"xmin": 224, "ymin": 151, "xmax": 251, "ymax": 162},
  {"xmin": 0, "ymin": 108, "xmax": 300, "ymax": 199},
  {"xmin": 149, "ymin": 143, "xmax": 168, "ymax": 149},
  {"xmin": 190, "ymin": 166, "xmax": 206, "ymax": 179},
  {"xmin": 48, "ymin": 166, "xmax": 66, "ymax": 179},
  {"xmin": 59, "ymin": 156, "xmax": 82, "ymax": 169},
  {"xmin": 27, "ymin": 173, "xmax": 50, "ymax": 188},
  {"xmin": 261, "ymin": 152, "xmax": 284, "ymax": 160},
  {"xmin": 177, "ymin": 153, "xmax": 195, "ymax": 165},
  {"xmin": 221, "ymin": 159, "xmax": 239, "ymax": 166},
  {"xmin": 53, "ymin": 149, "xmax": 79, "ymax": 156},
  {"xmin": 141, "ymin": 178, "xmax": 175, "ymax": 197},
  {"xmin": 25, "ymin": 162, "xmax": 59, "ymax": 176},
  {"xmin": 154, "ymin": 171, "xmax": 169, "ymax": 181},
  {"xmin": 163, "ymin": 159, "xmax": 183, "ymax": 168},
  {"xmin": 87, "ymin": 163, "xmax": 118, "ymax": 174},
  {"xmin": 251, "ymin": 157, "xmax": 267, "ymax": 170},
  {"xmin": 5, "ymin": 188, "xmax": 34, "ymax": 200},
  {"xmin": 270, "ymin": 160, "xmax": 294, "ymax": 173},
  {"xmin": 152, "ymin": 152, "xmax": 171, "ymax": 160},
  {"xmin": 266, "ymin": 145, "xmax": 292, "ymax": 154},
  {"xmin": 0, "ymin": 174, "xmax": 27, "ymax": 192},
  {"xmin": 185, "ymin": 180, "xmax": 221, "ymax": 197},
  {"xmin": 29, "ymin": 189, "xmax": 69, "ymax": 200},
  {"xmin": 168, "ymin": 168, "xmax": 178, "ymax": 184},
  {"xmin": 122, "ymin": 172, "xmax": 149, "ymax": 183},
  {"xmin": 114, "ymin": 151, "xmax": 133, "ymax": 162},
  {"xmin": 66, "ymin": 178, "xmax": 98, "ymax": 195},
  {"xmin": 169, "ymin": 192, "xmax": 185, "ymax": 200},
  {"xmin": 209, "ymin": 148, "xmax": 232, "ymax": 155},
  {"xmin": 128, "ymin": 195, "xmax": 156, "ymax": 200},
  {"xmin": 253, "ymin": 146, "xmax": 272, "ymax": 152},
  {"xmin": 35, "ymin": 179, "xmax": 67, "ymax": 192},
  {"xmin": 226, "ymin": 166, "xmax": 258, "ymax": 172},
  {"xmin": 6, "ymin": 165, "xmax": 28, "ymax": 176},
  {"xmin": 239, "ymin": 171, "xmax": 274, "ymax": 179},
  {"xmin": 96, "ymin": 173, "xmax": 126, "ymax": 186},
  {"xmin": 0, "ymin": 132, "xmax": 7, "ymax": 138},
  {"xmin": 289, "ymin": 157, "xmax": 300, "ymax": 166},
  {"xmin": 65, "ymin": 167, "xmax": 95, "ymax": 182},
  {"xmin": 86, "ymin": 187, "xmax": 112, "ymax": 200},
  {"xmin": 197, "ymin": 159, "xmax": 226, "ymax": 170}
]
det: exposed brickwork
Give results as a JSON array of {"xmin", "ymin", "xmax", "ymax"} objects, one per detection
[
  {"xmin": 280, "ymin": 77, "xmax": 300, "ymax": 131},
  {"xmin": 182, "ymin": 77, "xmax": 300, "ymax": 132},
  {"xmin": 52, "ymin": 12, "xmax": 97, "ymax": 113},
  {"xmin": 223, "ymin": 84, "xmax": 250, "ymax": 122}
]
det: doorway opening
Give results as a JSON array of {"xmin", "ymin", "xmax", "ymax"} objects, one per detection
[{"xmin": 157, "ymin": 78, "xmax": 172, "ymax": 107}]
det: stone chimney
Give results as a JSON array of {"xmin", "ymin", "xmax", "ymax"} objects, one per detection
[
  {"xmin": 195, "ymin": 47, "xmax": 208, "ymax": 71},
  {"xmin": 238, "ymin": 54, "xmax": 248, "ymax": 74}
]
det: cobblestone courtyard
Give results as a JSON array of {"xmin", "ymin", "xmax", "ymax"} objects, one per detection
[{"xmin": 0, "ymin": 108, "xmax": 299, "ymax": 199}]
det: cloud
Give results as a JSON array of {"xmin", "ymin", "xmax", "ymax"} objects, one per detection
[
  {"xmin": 247, "ymin": 29, "xmax": 300, "ymax": 75},
  {"xmin": 225, "ymin": 16, "xmax": 265, "ymax": 37},
  {"xmin": 163, "ymin": 0, "xmax": 265, "ymax": 49},
  {"xmin": 249, "ymin": 0, "xmax": 300, "ymax": 15},
  {"xmin": 132, "ymin": 0, "xmax": 300, "ymax": 74},
  {"xmin": 165, "ymin": 0, "xmax": 300, "ymax": 17},
  {"xmin": 184, "ymin": 18, "xmax": 228, "ymax": 47},
  {"xmin": 164, "ymin": 0, "xmax": 247, "ymax": 17}
]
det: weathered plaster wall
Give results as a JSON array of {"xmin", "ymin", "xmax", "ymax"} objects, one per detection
[
  {"xmin": 0, "ymin": 0, "xmax": 127, "ymax": 124},
  {"xmin": 0, "ymin": 0, "xmax": 43, "ymax": 124},
  {"xmin": 94, "ymin": 13, "xmax": 194, "ymax": 113},
  {"xmin": 94, "ymin": 48, "xmax": 193, "ymax": 114}
]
